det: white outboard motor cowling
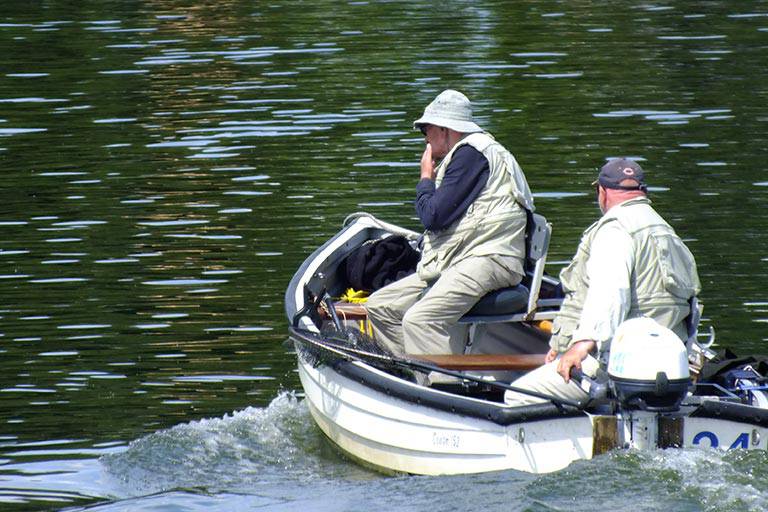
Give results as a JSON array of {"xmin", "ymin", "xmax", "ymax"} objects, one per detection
[{"xmin": 607, "ymin": 317, "xmax": 690, "ymax": 411}]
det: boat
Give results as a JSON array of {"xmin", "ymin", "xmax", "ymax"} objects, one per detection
[{"xmin": 284, "ymin": 212, "xmax": 768, "ymax": 475}]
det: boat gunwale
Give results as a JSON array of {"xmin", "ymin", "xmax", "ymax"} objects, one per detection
[
  {"xmin": 688, "ymin": 398, "xmax": 768, "ymax": 427},
  {"xmin": 289, "ymin": 328, "xmax": 586, "ymax": 427}
]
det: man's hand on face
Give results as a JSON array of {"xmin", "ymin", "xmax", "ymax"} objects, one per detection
[{"xmin": 420, "ymin": 143, "xmax": 436, "ymax": 180}]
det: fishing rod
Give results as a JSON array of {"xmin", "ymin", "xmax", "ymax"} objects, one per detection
[{"xmin": 288, "ymin": 326, "xmax": 586, "ymax": 409}]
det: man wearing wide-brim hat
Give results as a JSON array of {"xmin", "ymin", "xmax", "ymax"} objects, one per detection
[
  {"xmin": 504, "ymin": 158, "xmax": 702, "ymax": 406},
  {"xmin": 366, "ymin": 89, "xmax": 535, "ymax": 371}
]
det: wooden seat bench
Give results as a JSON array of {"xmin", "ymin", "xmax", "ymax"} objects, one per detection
[{"xmin": 408, "ymin": 353, "xmax": 546, "ymax": 371}]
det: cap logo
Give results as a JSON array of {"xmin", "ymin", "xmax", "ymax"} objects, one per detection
[{"xmin": 622, "ymin": 167, "xmax": 635, "ymax": 176}]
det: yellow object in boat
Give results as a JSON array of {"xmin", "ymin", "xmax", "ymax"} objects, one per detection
[
  {"xmin": 534, "ymin": 320, "xmax": 553, "ymax": 334},
  {"xmin": 341, "ymin": 288, "xmax": 370, "ymax": 304},
  {"xmin": 359, "ymin": 319, "xmax": 374, "ymax": 337}
]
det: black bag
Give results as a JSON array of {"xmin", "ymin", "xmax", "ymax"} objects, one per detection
[
  {"xmin": 698, "ymin": 348, "xmax": 768, "ymax": 397},
  {"xmin": 342, "ymin": 235, "xmax": 420, "ymax": 292},
  {"xmin": 699, "ymin": 349, "xmax": 768, "ymax": 382}
]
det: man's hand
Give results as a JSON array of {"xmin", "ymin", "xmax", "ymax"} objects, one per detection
[
  {"xmin": 544, "ymin": 348, "xmax": 558, "ymax": 364},
  {"xmin": 420, "ymin": 143, "xmax": 436, "ymax": 180},
  {"xmin": 556, "ymin": 340, "xmax": 596, "ymax": 383}
]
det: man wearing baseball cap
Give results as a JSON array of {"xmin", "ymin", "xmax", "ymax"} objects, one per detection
[
  {"xmin": 366, "ymin": 90, "xmax": 534, "ymax": 365},
  {"xmin": 505, "ymin": 158, "xmax": 701, "ymax": 405}
]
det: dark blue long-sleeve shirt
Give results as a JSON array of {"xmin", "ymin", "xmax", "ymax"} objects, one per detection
[{"xmin": 415, "ymin": 145, "xmax": 490, "ymax": 231}]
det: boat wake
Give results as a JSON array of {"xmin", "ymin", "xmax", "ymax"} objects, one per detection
[
  {"xmin": 100, "ymin": 391, "xmax": 377, "ymax": 497},
  {"xmin": 642, "ymin": 448, "xmax": 768, "ymax": 511},
  {"xmin": 527, "ymin": 447, "xmax": 768, "ymax": 512},
  {"xmin": 85, "ymin": 396, "xmax": 768, "ymax": 511}
]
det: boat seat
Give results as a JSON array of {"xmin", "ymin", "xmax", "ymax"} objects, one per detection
[
  {"xmin": 459, "ymin": 212, "xmax": 557, "ymax": 324},
  {"xmin": 464, "ymin": 284, "xmax": 529, "ymax": 317}
]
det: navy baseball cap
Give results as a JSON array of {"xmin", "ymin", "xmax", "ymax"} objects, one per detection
[{"xmin": 594, "ymin": 158, "xmax": 647, "ymax": 191}]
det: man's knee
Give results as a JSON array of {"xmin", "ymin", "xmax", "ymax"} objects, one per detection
[
  {"xmin": 402, "ymin": 304, "xmax": 457, "ymax": 340},
  {"xmin": 400, "ymin": 304, "xmax": 419, "ymax": 326},
  {"xmin": 365, "ymin": 292, "xmax": 385, "ymax": 319},
  {"xmin": 366, "ymin": 283, "xmax": 398, "ymax": 309}
]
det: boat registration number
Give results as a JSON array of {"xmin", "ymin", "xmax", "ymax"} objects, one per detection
[
  {"xmin": 692, "ymin": 430, "xmax": 758, "ymax": 449},
  {"xmin": 432, "ymin": 432, "xmax": 461, "ymax": 449}
]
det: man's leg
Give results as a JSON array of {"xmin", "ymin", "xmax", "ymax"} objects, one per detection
[
  {"xmin": 365, "ymin": 272, "xmax": 427, "ymax": 355},
  {"xmin": 403, "ymin": 255, "xmax": 522, "ymax": 355},
  {"xmin": 503, "ymin": 355, "xmax": 599, "ymax": 406}
]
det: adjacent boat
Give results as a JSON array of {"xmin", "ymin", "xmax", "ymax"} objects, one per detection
[{"xmin": 285, "ymin": 212, "xmax": 768, "ymax": 475}]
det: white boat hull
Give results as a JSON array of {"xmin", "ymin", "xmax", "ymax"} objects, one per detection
[{"xmin": 298, "ymin": 358, "xmax": 595, "ymax": 475}]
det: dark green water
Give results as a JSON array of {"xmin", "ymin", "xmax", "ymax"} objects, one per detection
[{"xmin": 1, "ymin": 1, "xmax": 767, "ymax": 510}]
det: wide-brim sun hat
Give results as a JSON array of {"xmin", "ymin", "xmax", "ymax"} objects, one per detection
[{"xmin": 413, "ymin": 89, "xmax": 483, "ymax": 134}]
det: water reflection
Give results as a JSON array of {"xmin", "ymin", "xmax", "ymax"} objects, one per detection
[{"xmin": 0, "ymin": 0, "xmax": 767, "ymax": 510}]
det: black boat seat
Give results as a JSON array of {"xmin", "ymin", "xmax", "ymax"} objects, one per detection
[{"xmin": 464, "ymin": 284, "xmax": 530, "ymax": 317}]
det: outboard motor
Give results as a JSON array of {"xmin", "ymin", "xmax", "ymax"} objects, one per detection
[{"xmin": 607, "ymin": 317, "xmax": 690, "ymax": 411}]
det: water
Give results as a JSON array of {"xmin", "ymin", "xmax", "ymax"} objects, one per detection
[
  {"xmin": 7, "ymin": 395, "xmax": 768, "ymax": 511},
  {"xmin": 1, "ymin": 1, "xmax": 767, "ymax": 510}
]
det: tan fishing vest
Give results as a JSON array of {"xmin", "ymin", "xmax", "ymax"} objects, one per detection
[
  {"xmin": 550, "ymin": 197, "xmax": 701, "ymax": 352},
  {"xmin": 416, "ymin": 132, "xmax": 534, "ymax": 282}
]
